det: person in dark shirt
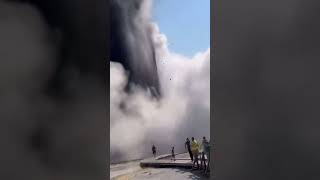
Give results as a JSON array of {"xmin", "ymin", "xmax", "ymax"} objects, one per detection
[
  {"xmin": 171, "ymin": 146, "xmax": 175, "ymax": 161},
  {"xmin": 152, "ymin": 145, "xmax": 156, "ymax": 158},
  {"xmin": 185, "ymin": 138, "xmax": 193, "ymax": 161}
]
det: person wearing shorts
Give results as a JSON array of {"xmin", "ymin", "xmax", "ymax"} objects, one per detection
[{"xmin": 191, "ymin": 137, "xmax": 200, "ymax": 169}]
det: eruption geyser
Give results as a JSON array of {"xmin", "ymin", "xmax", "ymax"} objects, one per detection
[
  {"xmin": 111, "ymin": 0, "xmax": 161, "ymax": 97},
  {"xmin": 110, "ymin": 0, "xmax": 210, "ymax": 163}
]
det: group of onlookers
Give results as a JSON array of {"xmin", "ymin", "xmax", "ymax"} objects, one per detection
[
  {"xmin": 151, "ymin": 136, "xmax": 211, "ymax": 173},
  {"xmin": 185, "ymin": 136, "xmax": 210, "ymax": 173}
]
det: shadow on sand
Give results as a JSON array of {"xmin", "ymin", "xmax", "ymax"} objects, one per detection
[{"xmin": 173, "ymin": 168, "xmax": 210, "ymax": 180}]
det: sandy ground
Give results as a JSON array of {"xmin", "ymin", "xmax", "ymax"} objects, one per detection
[
  {"xmin": 110, "ymin": 160, "xmax": 141, "ymax": 179},
  {"xmin": 112, "ymin": 167, "xmax": 210, "ymax": 180},
  {"xmin": 110, "ymin": 156, "xmax": 210, "ymax": 180}
]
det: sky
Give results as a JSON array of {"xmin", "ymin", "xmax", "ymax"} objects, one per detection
[{"xmin": 152, "ymin": 0, "xmax": 210, "ymax": 57}]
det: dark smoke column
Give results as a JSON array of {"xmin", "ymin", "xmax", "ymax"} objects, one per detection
[{"xmin": 111, "ymin": 0, "xmax": 161, "ymax": 97}]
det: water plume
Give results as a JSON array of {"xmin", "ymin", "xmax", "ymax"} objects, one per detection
[{"xmin": 111, "ymin": 0, "xmax": 161, "ymax": 97}]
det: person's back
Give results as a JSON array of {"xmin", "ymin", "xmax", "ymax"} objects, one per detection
[
  {"xmin": 200, "ymin": 137, "xmax": 209, "ymax": 170},
  {"xmin": 191, "ymin": 137, "xmax": 200, "ymax": 169},
  {"xmin": 191, "ymin": 139, "xmax": 199, "ymax": 152},
  {"xmin": 152, "ymin": 145, "xmax": 156, "ymax": 157},
  {"xmin": 185, "ymin": 138, "xmax": 193, "ymax": 161},
  {"xmin": 171, "ymin": 147, "xmax": 175, "ymax": 161},
  {"xmin": 202, "ymin": 137, "xmax": 209, "ymax": 154},
  {"xmin": 185, "ymin": 139, "xmax": 191, "ymax": 150}
]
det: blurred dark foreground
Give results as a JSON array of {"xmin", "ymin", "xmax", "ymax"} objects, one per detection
[
  {"xmin": 214, "ymin": 0, "xmax": 320, "ymax": 179},
  {"xmin": 0, "ymin": 0, "xmax": 108, "ymax": 179}
]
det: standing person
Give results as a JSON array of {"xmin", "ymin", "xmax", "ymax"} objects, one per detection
[
  {"xmin": 171, "ymin": 147, "xmax": 176, "ymax": 161},
  {"xmin": 185, "ymin": 138, "xmax": 193, "ymax": 161},
  {"xmin": 191, "ymin": 137, "xmax": 200, "ymax": 169},
  {"xmin": 201, "ymin": 136, "xmax": 209, "ymax": 170},
  {"xmin": 152, "ymin": 145, "xmax": 156, "ymax": 158},
  {"xmin": 205, "ymin": 140, "xmax": 211, "ymax": 174}
]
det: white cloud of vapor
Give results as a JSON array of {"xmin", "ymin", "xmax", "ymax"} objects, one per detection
[{"xmin": 110, "ymin": 21, "xmax": 210, "ymax": 162}]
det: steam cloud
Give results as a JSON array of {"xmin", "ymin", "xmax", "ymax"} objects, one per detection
[{"xmin": 110, "ymin": 3, "xmax": 210, "ymax": 162}]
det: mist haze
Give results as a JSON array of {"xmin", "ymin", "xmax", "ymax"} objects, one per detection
[{"xmin": 110, "ymin": 0, "xmax": 210, "ymax": 163}]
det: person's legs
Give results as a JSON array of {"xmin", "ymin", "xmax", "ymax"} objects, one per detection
[
  {"xmin": 196, "ymin": 153, "xmax": 200, "ymax": 168},
  {"xmin": 202, "ymin": 152, "xmax": 206, "ymax": 169},
  {"xmin": 206, "ymin": 158, "xmax": 210, "ymax": 174},
  {"xmin": 200, "ymin": 153, "xmax": 203, "ymax": 169},
  {"xmin": 194, "ymin": 152, "xmax": 199, "ymax": 169},
  {"xmin": 192, "ymin": 151, "xmax": 196, "ymax": 168},
  {"xmin": 203, "ymin": 153, "xmax": 207, "ymax": 171},
  {"xmin": 205, "ymin": 152, "xmax": 210, "ymax": 173},
  {"xmin": 189, "ymin": 149, "xmax": 193, "ymax": 161}
]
